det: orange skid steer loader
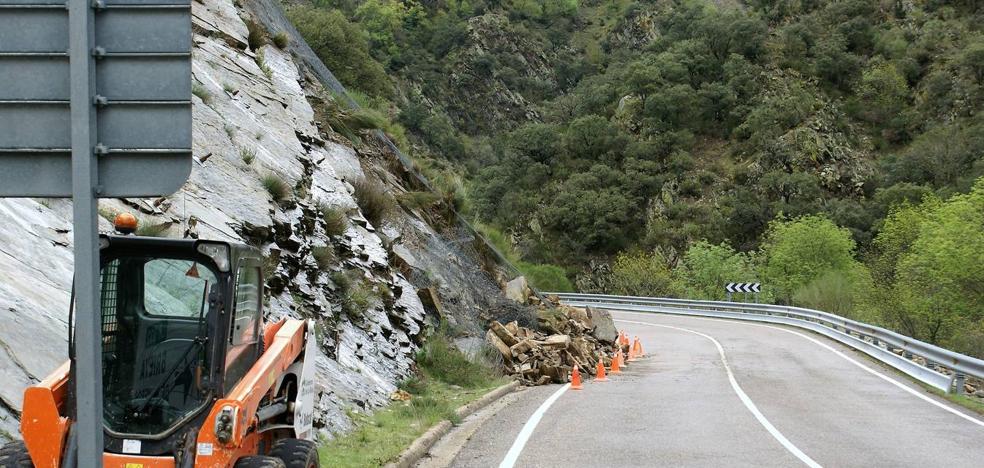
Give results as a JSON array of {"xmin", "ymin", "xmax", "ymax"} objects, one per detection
[{"xmin": 1, "ymin": 222, "xmax": 320, "ymax": 467}]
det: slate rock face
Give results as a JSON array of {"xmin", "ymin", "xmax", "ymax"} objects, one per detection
[{"xmin": 0, "ymin": 0, "xmax": 508, "ymax": 442}]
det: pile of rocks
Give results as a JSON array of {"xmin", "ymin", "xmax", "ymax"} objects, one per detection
[{"xmin": 485, "ymin": 304, "xmax": 621, "ymax": 386}]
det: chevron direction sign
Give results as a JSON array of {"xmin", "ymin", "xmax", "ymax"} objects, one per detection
[{"xmin": 726, "ymin": 282, "xmax": 761, "ymax": 293}]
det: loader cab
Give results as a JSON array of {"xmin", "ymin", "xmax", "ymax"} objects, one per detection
[{"xmin": 89, "ymin": 234, "xmax": 265, "ymax": 455}]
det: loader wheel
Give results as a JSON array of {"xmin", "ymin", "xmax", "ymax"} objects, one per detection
[
  {"xmin": 234, "ymin": 455, "xmax": 286, "ymax": 468},
  {"xmin": 0, "ymin": 441, "xmax": 33, "ymax": 468},
  {"xmin": 269, "ymin": 438, "xmax": 319, "ymax": 468}
]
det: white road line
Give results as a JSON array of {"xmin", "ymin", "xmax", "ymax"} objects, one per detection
[
  {"xmin": 616, "ymin": 311, "xmax": 984, "ymax": 428},
  {"xmin": 498, "ymin": 383, "xmax": 570, "ymax": 468},
  {"xmin": 617, "ymin": 319, "xmax": 823, "ymax": 468}
]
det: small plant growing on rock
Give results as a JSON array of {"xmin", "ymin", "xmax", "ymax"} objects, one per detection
[
  {"xmin": 222, "ymin": 82, "xmax": 237, "ymax": 94},
  {"xmin": 255, "ymin": 50, "xmax": 273, "ymax": 79},
  {"xmin": 136, "ymin": 221, "xmax": 171, "ymax": 238},
  {"xmin": 311, "ymin": 246, "xmax": 335, "ymax": 271},
  {"xmin": 330, "ymin": 270, "xmax": 374, "ymax": 318},
  {"xmin": 397, "ymin": 191, "xmax": 440, "ymax": 211},
  {"xmin": 317, "ymin": 203, "xmax": 348, "ymax": 237},
  {"xmin": 352, "ymin": 179, "xmax": 393, "ymax": 227},
  {"xmin": 192, "ymin": 83, "xmax": 212, "ymax": 105},
  {"xmin": 261, "ymin": 174, "xmax": 290, "ymax": 202},
  {"xmin": 272, "ymin": 31, "xmax": 289, "ymax": 49},
  {"xmin": 240, "ymin": 147, "xmax": 256, "ymax": 165},
  {"xmin": 224, "ymin": 124, "xmax": 236, "ymax": 139},
  {"xmin": 245, "ymin": 19, "xmax": 266, "ymax": 51}
]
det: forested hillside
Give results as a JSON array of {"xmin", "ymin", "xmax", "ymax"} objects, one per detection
[{"xmin": 285, "ymin": 0, "xmax": 984, "ymax": 356}]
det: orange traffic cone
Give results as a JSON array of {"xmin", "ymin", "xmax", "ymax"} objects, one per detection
[
  {"xmin": 627, "ymin": 342, "xmax": 638, "ymax": 362},
  {"xmin": 610, "ymin": 352, "xmax": 622, "ymax": 374},
  {"xmin": 571, "ymin": 365, "xmax": 583, "ymax": 390},
  {"xmin": 633, "ymin": 336, "xmax": 644, "ymax": 357},
  {"xmin": 615, "ymin": 348, "xmax": 626, "ymax": 369},
  {"xmin": 595, "ymin": 359, "xmax": 608, "ymax": 382}
]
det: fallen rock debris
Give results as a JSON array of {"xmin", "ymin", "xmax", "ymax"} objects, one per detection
[{"xmin": 486, "ymin": 301, "xmax": 627, "ymax": 386}]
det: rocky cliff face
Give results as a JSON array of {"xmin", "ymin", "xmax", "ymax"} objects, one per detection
[{"xmin": 0, "ymin": 0, "xmax": 510, "ymax": 442}]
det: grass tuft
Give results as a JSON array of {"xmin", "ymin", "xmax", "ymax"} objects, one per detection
[
  {"xmin": 311, "ymin": 246, "xmax": 335, "ymax": 271},
  {"xmin": 261, "ymin": 174, "xmax": 291, "ymax": 202},
  {"xmin": 352, "ymin": 179, "xmax": 393, "ymax": 227},
  {"xmin": 255, "ymin": 50, "xmax": 273, "ymax": 79},
  {"xmin": 192, "ymin": 83, "xmax": 212, "ymax": 105},
  {"xmin": 245, "ymin": 19, "xmax": 265, "ymax": 51},
  {"xmin": 240, "ymin": 147, "xmax": 256, "ymax": 165},
  {"xmin": 397, "ymin": 191, "xmax": 440, "ymax": 211},
  {"xmin": 318, "ymin": 203, "xmax": 348, "ymax": 237},
  {"xmin": 136, "ymin": 222, "xmax": 171, "ymax": 238},
  {"xmin": 318, "ymin": 331, "xmax": 504, "ymax": 466},
  {"xmin": 272, "ymin": 31, "xmax": 289, "ymax": 49},
  {"xmin": 331, "ymin": 270, "xmax": 374, "ymax": 318}
]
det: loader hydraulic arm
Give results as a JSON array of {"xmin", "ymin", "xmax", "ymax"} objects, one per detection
[{"xmin": 192, "ymin": 318, "xmax": 308, "ymax": 466}]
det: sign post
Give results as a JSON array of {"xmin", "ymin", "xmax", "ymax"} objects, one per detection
[
  {"xmin": 0, "ymin": 0, "xmax": 192, "ymax": 463},
  {"xmin": 68, "ymin": 0, "xmax": 103, "ymax": 462}
]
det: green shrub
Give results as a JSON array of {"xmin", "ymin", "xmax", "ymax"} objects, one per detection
[
  {"xmin": 318, "ymin": 203, "xmax": 348, "ymax": 237},
  {"xmin": 760, "ymin": 215, "xmax": 860, "ymax": 303},
  {"xmin": 416, "ymin": 333, "xmax": 499, "ymax": 389},
  {"xmin": 793, "ymin": 270, "xmax": 860, "ymax": 317},
  {"xmin": 331, "ymin": 270, "xmax": 374, "ymax": 317},
  {"xmin": 397, "ymin": 191, "xmax": 440, "ymax": 211},
  {"xmin": 260, "ymin": 174, "xmax": 291, "ymax": 202},
  {"xmin": 287, "ymin": 6, "xmax": 392, "ymax": 98},
  {"xmin": 352, "ymin": 179, "xmax": 393, "ymax": 227},
  {"xmin": 610, "ymin": 250, "xmax": 680, "ymax": 297},
  {"xmin": 343, "ymin": 107, "xmax": 388, "ymax": 131},
  {"xmin": 675, "ymin": 241, "xmax": 760, "ymax": 301},
  {"xmin": 311, "ymin": 246, "xmax": 335, "ymax": 271},
  {"xmin": 397, "ymin": 375, "xmax": 427, "ymax": 395},
  {"xmin": 272, "ymin": 31, "xmax": 289, "ymax": 49},
  {"xmin": 517, "ymin": 262, "xmax": 574, "ymax": 292},
  {"xmin": 245, "ymin": 19, "xmax": 266, "ymax": 51}
]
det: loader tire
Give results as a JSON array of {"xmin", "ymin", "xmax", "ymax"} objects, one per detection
[
  {"xmin": 234, "ymin": 455, "xmax": 286, "ymax": 468},
  {"xmin": 0, "ymin": 441, "xmax": 33, "ymax": 468},
  {"xmin": 269, "ymin": 438, "xmax": 319, "ymax": 468}
]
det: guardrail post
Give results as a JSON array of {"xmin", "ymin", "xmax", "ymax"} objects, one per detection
[{"xmin": 955, "ymin": 373, "xmax": 966, "ymax": 395}]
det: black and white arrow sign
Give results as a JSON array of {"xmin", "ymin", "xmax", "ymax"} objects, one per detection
[{"xmin": 726, "ymin": 282, "xmax": 761, "ymax": 293}]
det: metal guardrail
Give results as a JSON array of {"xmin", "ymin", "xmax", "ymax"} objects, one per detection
[{"xmin": 549, "ymin": 293, "xmax": 984, "ymax": 394}]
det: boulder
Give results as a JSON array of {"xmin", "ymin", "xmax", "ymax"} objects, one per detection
[
  {"xmin": 505, "ymin": 276, "xmax": 531, "ymax": 304},
  {"xmin": 588, "ymin": 307, "xmax": 618, "ymax": 344}
]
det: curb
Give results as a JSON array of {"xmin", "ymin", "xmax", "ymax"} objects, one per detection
[{"xmin": 385, "ymin": 380, "xmax": 521, "ymax": 468}]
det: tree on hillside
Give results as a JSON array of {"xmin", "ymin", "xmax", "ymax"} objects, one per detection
[
  {"xmin": 288, "ymin": 6, "xmax": 393, "ymax": 98},
  {"xmin": 609, "ymin": 250, "xmax": 679, "ymax": 298},
  {"xmin": 759, "ymin": 215, "xmax": 859, "ymax": 303},
  {"xmin": 890, "ymin": 179, "xmax": 984, "ymax": 349},
  {"xmin": 675, "ymin": 241, "xmax": 759, "ymax": 301}
]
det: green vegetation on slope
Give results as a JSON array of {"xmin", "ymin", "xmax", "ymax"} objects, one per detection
[
  {"xmin": 319, "ymin": 333, "xmax": 504, "ymax": 466},
  {"xmin": 288, "ymin": 0, "xmax": 984, "ymax": 354}
]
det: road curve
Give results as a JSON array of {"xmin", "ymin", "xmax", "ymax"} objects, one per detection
[{"xmin": 423, "ymin": 311, "xmax": 984, "ymax": 467}]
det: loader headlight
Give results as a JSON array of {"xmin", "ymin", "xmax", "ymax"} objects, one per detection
[{"xmin": 215, "ymin": 405, "xmax": 237, "ymax": 443}]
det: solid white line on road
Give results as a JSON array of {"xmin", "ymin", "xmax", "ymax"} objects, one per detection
[
  {"xmin": 617, "ymin": 311, "xmax": 984, "ymax": 428},
  {"xmin": 617, "ymin": 319, "xmax": 823, "ymax": 468},
  {"xmin": 498, "ymin": 383, "xmax": 571, "ymax": 468}
]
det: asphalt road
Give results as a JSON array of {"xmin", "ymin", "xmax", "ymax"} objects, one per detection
[{"xmin": 417, "ymin": 311, "xmax": 984, "ymax": 468}]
